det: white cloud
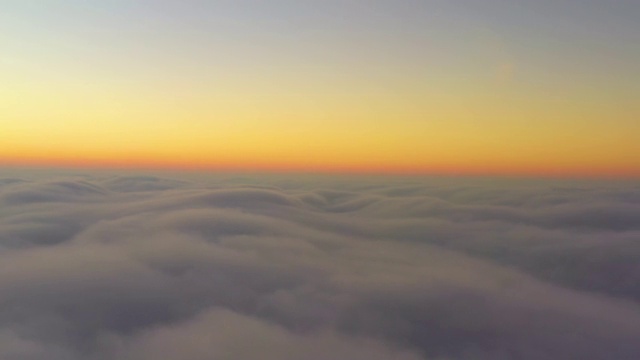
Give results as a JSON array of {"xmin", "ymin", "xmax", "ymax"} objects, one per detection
[{"xmin": 0, "ymin": 171, "xmax": 638, "ymax": 359}]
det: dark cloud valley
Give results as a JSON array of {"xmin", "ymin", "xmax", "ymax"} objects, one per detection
[{"xmin": 0, "ymin": 170, "xmax": 639, "ymax": 360}]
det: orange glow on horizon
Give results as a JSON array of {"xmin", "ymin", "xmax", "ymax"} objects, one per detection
[{"xmin": 2, "ymin": 153, "xmax": 638, "ymax": 180}]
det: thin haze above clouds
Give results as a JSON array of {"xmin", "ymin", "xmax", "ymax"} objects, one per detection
[{"xmin": 0, "ymin": 170, "xmax": 639, "ymax": 360}]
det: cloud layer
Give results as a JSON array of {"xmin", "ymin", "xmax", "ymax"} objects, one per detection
[{"xmin": 0, "ymin": 171, "xmax": 639, "ymax": 360}]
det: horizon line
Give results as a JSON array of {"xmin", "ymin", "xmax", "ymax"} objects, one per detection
[{"xmin": 1, "ymin": 158, "xmax": 639, "ymax": 181}]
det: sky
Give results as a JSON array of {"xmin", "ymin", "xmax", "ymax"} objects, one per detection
[{"xmin": 1, "ymin": 0, "xmax": 639, "ymax": 177}]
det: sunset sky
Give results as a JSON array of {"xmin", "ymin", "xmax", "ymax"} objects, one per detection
[{"xmin": 1, "ymin": 1, "xmax": 639, "ymax": 177}]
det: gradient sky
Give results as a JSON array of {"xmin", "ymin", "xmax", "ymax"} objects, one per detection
[{"xmin": 1, "ymin": 1, "xmax": 639, "ymax": 177}]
